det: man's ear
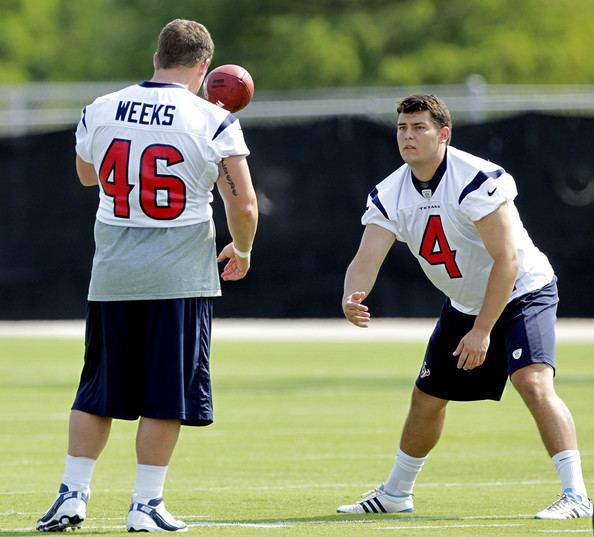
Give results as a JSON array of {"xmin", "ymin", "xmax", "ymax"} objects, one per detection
[
  {"xmin": 440, "ymin": 126, "xmax": 451, "ymax": 144},
  {"xmin": 198, "ymin": 58, "xmax": 211, "ymax": 76}
]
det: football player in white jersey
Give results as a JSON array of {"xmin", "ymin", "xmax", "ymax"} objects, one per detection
[
  {"xmin": 337, "ymin": 94, "xmax": 591, "ymax": 520},
  {"xmin": 36, "ymin": 19, "xmax": 258, "ymax": 532}
]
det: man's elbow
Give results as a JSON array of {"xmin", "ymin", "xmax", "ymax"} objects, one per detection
[
  {"xmin": 79, "ymin": 175, "xmax": 99, "ymax": 187},
  {"xmin": 498, "ymin": 250, "xmax": 519, "ymax": 278},
  {"xmin": 232, "ymin": 198, "xmax": 259, "ymax": 222},
  {"xmin": 511, "ymin": 255, "xmax": 519, "ymax": 278},
  {"xmin": 75, "ymin": 156, "xmax": 99, "ymax": 186}
]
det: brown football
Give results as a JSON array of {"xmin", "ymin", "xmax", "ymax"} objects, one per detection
[{"xmin": 203, "ymin": 64, "xmax": 254, "ymax": 113}]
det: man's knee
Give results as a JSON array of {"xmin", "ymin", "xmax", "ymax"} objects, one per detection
[
  {"xmin": 409, "ymin": 386, "xmax": 448, "ymax": 417},
  {"xmin": 511, "ymin": 363, "xmax": 555, "ymax": 403}
]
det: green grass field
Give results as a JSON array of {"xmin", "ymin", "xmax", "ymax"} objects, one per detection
[{"xmin": 0, "ymin": 336, "xmax": 592, "ymax": 536}]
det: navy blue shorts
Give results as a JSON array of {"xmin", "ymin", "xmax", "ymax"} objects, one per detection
[
  {"xmin": 416, "ymin": 279, "xmax": 558, "ymax": 401},
  {"xmin": 72, "ymin": 298, "xmax": 214, "ymax": 426}
]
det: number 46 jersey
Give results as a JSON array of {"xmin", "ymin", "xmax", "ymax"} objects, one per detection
[
  {"xmin": 362, "ymin": 146, "xmax": 554, "ymax": 315},
  {"xmin": 75, "ymin": 81, "xmax": 249, "ymax": 228}
]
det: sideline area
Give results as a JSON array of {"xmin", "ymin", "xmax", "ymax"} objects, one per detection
[{"xmin": 0, "ymin": 318, "xmax": 593, "ymax": 341}]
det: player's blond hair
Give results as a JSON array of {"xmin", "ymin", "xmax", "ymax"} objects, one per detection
[
  {"xmin": 156, "ymin": 19, "xmax": 214, "ymax": 69},
  {"xmin": 397, "ymin": 94, "xmax": 452, "ymax": 131}
]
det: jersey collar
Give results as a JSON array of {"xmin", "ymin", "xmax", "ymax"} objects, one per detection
[
  {"xmin": 138, "ymin": 80, "xmax": 185, "ymax": 89},
  {"xmin": 410, "ymin": 149, "xmax": 448, "ymax": 199}
]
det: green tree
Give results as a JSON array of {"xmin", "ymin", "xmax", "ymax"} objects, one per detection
[{"xmin": 1, "ymin": 0, "xmax": 594, "ymax": 87}]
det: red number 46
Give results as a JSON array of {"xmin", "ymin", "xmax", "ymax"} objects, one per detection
[
  {"xmin": 99, "ymin": 138, "xmax": 186, "ymax": 220},
  {"xmin": 419, "ymin": 215, "xmax": 462, "ymax": 278}
]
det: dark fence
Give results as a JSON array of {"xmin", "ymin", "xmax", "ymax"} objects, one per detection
[{"xmin": 1, "ymin": 113, "xmax": 593, "ymax": 319}]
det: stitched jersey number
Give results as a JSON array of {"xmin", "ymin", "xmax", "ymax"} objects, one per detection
[
  {"xmin": 419, "ymin": 215, "xmax": 462, "ymax": 278},
  {"xmin": 99, "ymin": 138, "xmax": 186, "ymax": 220},
  {"xmin": 99, "ymin": 139, "xmax": 133, "ymax": 218}
]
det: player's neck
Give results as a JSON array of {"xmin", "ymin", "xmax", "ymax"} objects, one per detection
[
  {"xmin": 409, "ymin": 149, "xmax": 447, "ymax": 182},
  {"xmin": 151, "ymin": 68, "xmax": 192, "ymax": 89},
  {"xmin": 151, "ymin": 60, "xmax": 208, "ymax": 95}
]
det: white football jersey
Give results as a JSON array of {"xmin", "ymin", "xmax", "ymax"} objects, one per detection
[
  {"xmin": 362, "ymin": 146, "xmax": 554, "ymax": 314},
  {"xmin": 76, "ymin": 81, "xmax": 249, "ymax": 227}
]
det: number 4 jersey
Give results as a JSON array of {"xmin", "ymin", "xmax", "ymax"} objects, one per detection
[
  {"xmin": 362, "ymin": 146, "xmax": 554, "ymax": 315},
  {"xmin": 76, "ymin": 81, "xmax": 249, "ymax": 228}
]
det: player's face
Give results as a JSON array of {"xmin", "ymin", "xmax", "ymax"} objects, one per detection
[{"xmin": 397, "ymin": 111, "xmax": 449, "ymax": 171}]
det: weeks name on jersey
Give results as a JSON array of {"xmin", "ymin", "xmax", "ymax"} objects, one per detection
[
  {"xmin": 77, "ymin": 81, "xmax": 250, "ymax": 229},
  {"xmin": 115, "ymin": 100, "xmax": 176, "ymax": 126}
]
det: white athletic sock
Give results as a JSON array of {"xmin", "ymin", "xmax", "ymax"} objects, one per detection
[
  {"xmin": 63, "ymin": 454, "xmax": 96, "ymax": 493},
  {"xmin": 551, "ymin": 450, "xmax": 588, "ymax": 498},
  {"xmin": 383, "ymin": 449, "xmax": 428, "ymax": 496},
  {"xmin": 133, "ymin": 464, "xmax": 168, "ymax": 502}
]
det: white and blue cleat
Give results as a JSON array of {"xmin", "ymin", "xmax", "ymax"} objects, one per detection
[
  {"xmin": 36, "ymin": 484, "xmax": 89, "ymax": 532},
  {"xmin": 337, "ymin": 485, "xmax": 414, "ymax": 514},
  {"xmin": 127, "ymin": 496, "xmax": 188, "ymax": 532},
  {"xmin": 535, "ymin": 488, "xmax": 593, "ymax": 519}
]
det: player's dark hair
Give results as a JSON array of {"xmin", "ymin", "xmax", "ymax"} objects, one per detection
[
  {"xmin": 397, "ymin": 94, "xmax": 452, "ymax": 131},
  {"xmin": 156, "ymin": 19, "xmax": 214, "ymax": 69}
]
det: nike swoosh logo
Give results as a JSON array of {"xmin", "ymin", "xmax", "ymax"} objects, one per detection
[{"xmin": 487, "ymin": 188, "xmax": 497, "ymax": 196}]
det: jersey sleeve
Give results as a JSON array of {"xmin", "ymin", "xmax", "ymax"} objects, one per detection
[
  {"xmin": 459, "ymin": 169, "xmax": 518, "ymax": 222},
  {"xmin": 361, "ymin": 187, "xmax": 399, "ymax": 237},
  {"xmin": 75, "ymin": 106, "xmax": 93, "ymax": 163},
  {"xmin": 209, "ymin": 114, "xmax": 250, "ymax": 161}
]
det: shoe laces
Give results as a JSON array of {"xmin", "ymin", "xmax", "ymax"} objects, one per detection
[
  {"xmin": 360, "ymin": 487, "xmax": 413, "ymax": 501},
  {"xmin": 360, "ymin": 488, "xmax": 382, "ymax": 500},
  {"xmin": 547, "ymin": 491, "xmax": 582, "ymax": 511}
]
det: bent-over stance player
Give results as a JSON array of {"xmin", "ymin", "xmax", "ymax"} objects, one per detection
[
  {"xmin": 36, "ymin": 19, "xmax": 258, "ymax": 532},
  {"xmin": 337, "ymin": 94, "xmax": 591, "ymax": 520}
]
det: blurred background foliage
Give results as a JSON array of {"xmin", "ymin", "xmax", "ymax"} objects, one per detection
[{"xmin": 1, "ymin": 0, "xmax": 594, "ymax": 88}]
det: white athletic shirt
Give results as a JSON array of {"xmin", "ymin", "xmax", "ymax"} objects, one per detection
[
  {"xmin": 75, "ymin": 81, "xmax": 249, "ymax": 227},
  {"xmin": 362, "ymin": 146, "xmax": 554, "ymax": 314}
]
